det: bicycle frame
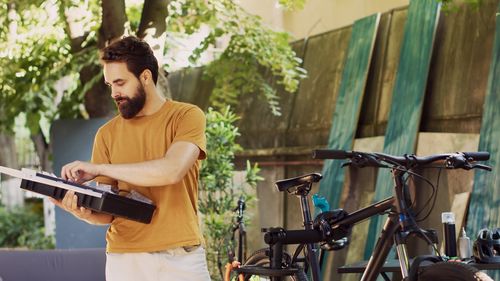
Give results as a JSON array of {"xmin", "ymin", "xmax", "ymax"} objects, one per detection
[
  {"xmin": 241, "ymin": 172, "xmax": 440, "ymax": 281},
  {"xmin": 233, "ymin": 198, "xmax": 247, "ymax": 264},
  {"xmin": 266, "ymin": 183, "xmax": 322, "ymax": 281},
  {"xmin": 244, "ymin": 150, "xmax": 491, "ymax": 281},
  {"xmin": 263, "ymin": 180, "xmax": 396, "ymax": 281},
  {"xmin": 331, "ymin": 168, "xmax": 439, "ymax": 281}
]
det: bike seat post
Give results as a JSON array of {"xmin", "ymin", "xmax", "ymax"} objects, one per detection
[
  {"xmin": 296, "ymin": 183, "xmax": 313, "ymax": 230},
  {"xmin": 297, "ymin": 183, "xmax": 322, "ymax": 281}
]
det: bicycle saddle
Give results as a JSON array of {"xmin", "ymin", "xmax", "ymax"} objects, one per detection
[{"xmin": 275, "ymin": 173, "xmax": 322, "ymax": 192}]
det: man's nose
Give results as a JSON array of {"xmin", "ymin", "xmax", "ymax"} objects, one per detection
[{"xmin": 110, "ymin": 89, "xmax": 120, "ymax": 99}]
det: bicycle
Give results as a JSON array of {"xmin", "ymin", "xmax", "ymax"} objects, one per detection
[
  {"xmin": 222, "ymin": 197, "xmax": 248, "ymax": 281},
  {"xmin": 235, "ymin": 149, "xmax": 494, "ymax": 281},
  {"xmin": 234, "ymin": 172, "xmax": 349, "ymax": 281}
]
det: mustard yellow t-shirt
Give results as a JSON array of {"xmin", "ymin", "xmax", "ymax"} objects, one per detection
[{"xmin": 90, "ymin": 100, "xmax": 207, "ymax": 253}]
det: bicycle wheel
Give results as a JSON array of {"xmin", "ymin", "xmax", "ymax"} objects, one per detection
[
  {"xmin": 416, "ymin": 262, "xmax": 493, "ymax": 281},
  {"xmin": 242, "ymin": 249, "xmax": 308, "ymax": 281}
]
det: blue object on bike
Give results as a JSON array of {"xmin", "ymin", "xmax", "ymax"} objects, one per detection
[{"xmin": 312, "ymin": 193, "xmax": 330, "ymax": 213}]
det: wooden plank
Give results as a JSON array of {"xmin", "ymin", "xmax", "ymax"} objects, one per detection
[
  {"xmin": 467, "ymin": 2, "xmax": 500, "ymax": 278},
  {"xmin": 318, "ymin": 13, "xmax": 380, "ymax": 209},
  {"xmin": 364, "ymin": 0, "xmax": 441, "ymax": 259},
  {"xmin": 318, "ymin": 13, "xmax": 380, "ymax": 280},
  {"xmin": 451, "ymin": 192, "xmax": 470, "ymax": 240}
]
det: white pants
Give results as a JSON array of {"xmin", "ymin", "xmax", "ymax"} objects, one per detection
[{"xmin": 106, "ymin": 246, "xmax": 211, "ymax": 281}]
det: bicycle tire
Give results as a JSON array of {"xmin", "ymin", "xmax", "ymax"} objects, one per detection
[
  {"xmin": 417, "ymin": 262, "xmax": 494, "ymax": 281},
  {"xmin": 242, "ymin": 248, "xmax": 308, "ymax": 281}
]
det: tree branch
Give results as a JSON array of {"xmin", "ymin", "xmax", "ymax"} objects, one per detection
[
  {"xmin": 98, "ymin": 0, "xmax": 127, "ymax": 48},
  {"xmin": 30, "ymin": 131, "xmax": 52, "ymax": 172},
  {"xmin": 137, "ymin": 0, "xmax": 171, "ymax": 98},
  {"xmin": 137, "ymin": 0, "xmax": 169, "ymax": 38}
]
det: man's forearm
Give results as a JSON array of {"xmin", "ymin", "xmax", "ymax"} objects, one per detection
[
  {"xmin": 62, "ymin": 141, "xmax": 201, "ymax": 187},
  {"xmin": 96, "ymin": 141, "xmax": 201, "ymax": 187},
  {"xmin": 98, "ymin": 158, "xmax": 177, "ymax": 187}
]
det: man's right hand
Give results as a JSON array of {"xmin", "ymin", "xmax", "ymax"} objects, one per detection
[
  {"xmin": 50, "ymin": 190, "xmax": 92, "ymax": 219},
  {"xmin": 50, "ymin": 190, "xmax": 113, "ymax": 225}
]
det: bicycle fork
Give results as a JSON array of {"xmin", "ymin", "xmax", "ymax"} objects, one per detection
[{"xmin": 360, "ymin": 213, "xmax": 400, "ymax": 281}]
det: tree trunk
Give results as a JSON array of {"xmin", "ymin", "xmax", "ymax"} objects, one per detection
[
  {"xmin": 0, "ymin": 133, "xmax": 18, "ymax": 169},
  {"xmin": 61, "ymin": 0, "xmax": 127, "ymax": 118},
  {"xmin": 1, "ymin": 3, "xmax": 23, "ymax": 208},
  {"xmin": 137, "ymin": 0, "xmax": 172, "ymax": 99},
  {"xmin": 86, "ymin": 0, "xmax": 128, "ymax": 117},
  {"xmin": 30, "ymin": 131, "xmax": 51, "ymax": 172},
  {"xmin": 98, "ymin": 0, "xmax": 128, "ymax": 49},
  {"xmin": 0, "ymin": 132, "xmax": 23, "ymax": 208}
]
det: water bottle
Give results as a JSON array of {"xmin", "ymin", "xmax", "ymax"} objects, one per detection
[
  {"xmin": 312, "ymin": 193, "xmax": 330, "ymax": 214},
  {"xmin": 458, "ymin": 227, "xmax": 472, "ymax": 259}
]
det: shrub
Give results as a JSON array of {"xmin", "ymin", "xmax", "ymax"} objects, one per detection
[
  {"xmin": 0, "ymin": 203, "xmax": 54, "ymax": 249},
  {"xmin": 199, "ymin": 107, "xmax": 262, "ymax": 280}
]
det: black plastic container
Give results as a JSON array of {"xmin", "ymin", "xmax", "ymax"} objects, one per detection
[
  {"xmin": 442, "ymin": 212, "xmax": 457, "ymax": 257},
  {"xmin": 20, "ymin": 176, "xmax": 156, "ymax": 224}
]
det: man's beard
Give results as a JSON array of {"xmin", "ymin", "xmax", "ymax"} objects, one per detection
[{"xmin": 114, "ymin": 85, "xmax": 146, "ymax": 119}]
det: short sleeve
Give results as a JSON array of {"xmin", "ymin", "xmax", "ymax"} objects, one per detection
[
  {"xmin": 173, "ymin": 106, "xmax": 207, "ymax": 160},
  {"xmin": 91, "ymin": 128, "xmax": 118, "ymax": 186}
]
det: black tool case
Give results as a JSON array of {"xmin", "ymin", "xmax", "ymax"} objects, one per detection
[{"xmin": 20, "ymin": 176, "xmax": 156, "ymax": 224}]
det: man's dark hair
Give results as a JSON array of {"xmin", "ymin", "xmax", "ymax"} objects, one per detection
[{"xmin": 101, "ymin": 36, "xmax": 159, "ymax": 85}]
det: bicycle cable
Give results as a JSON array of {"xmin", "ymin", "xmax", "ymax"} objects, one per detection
[
  {"xmin": 390, "ymin": 165, "xmax": 437, "ymax": 218},
  {"xmin": 386, "ymin": 166, "xmax": 442, "ymax": 255},
  {"xmin": 390, "ymin": 165, "xmax": 439, "ymax": 221},
  {"xmin": 403, "ymin": 173, "xmax": 417, "ymax": 210},
  {"xmin": 408, "ymin": 171, "xmax": 435, "ymax": 221},
  {"xmin": 416, "ymin": 167, "xmax": 442, "ymax": 222},
  {"xmin": 292, "ymin": 244, "xmax": 305, "ymax": 265},
  {"xmin": 407, "ymin": 207, "xmax": 442, "ymax": 256}
]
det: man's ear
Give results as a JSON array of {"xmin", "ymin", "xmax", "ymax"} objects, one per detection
[{"xmin": 140, "ymin": 69, "xmax": 153, "ymax": 85}]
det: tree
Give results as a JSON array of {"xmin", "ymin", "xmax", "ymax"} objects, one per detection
[
  {"xmin": 0, "ymin": 0, "xmax": 306, "ymax": 274},
  {"xmin": 0, "ymin": 0, "xmax": 306, "ymax": 171}
]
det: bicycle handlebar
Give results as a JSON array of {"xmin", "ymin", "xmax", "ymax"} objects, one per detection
[
  {"xmin": 312, "ymin": 149, "xmax": 491, "ymax": 171},
  {"xmin": 461, "ymin": 151, "xmax": 490, "ymax": 160}
]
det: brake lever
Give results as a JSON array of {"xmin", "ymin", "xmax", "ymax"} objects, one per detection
[
  {"xmin": 343, "ymin": 156, "xmax": 388, "ymax": 168},
  {"xmin": 341, "ymin": 161, "xmax": 352, "ymax": 168},
  {"xmin": 470, "ymin": 164, "xmax": 492, "ymax": 171}
]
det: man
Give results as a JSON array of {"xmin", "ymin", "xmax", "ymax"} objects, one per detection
[{"xmin": 51, "ymin": 36, "xmax": 211, "ymax": 281}]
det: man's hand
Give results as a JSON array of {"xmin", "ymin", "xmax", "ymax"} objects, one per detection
[
  {"xmin": 50, "ymin": 191, "xmax": 92, "ymax": 220},
  {"xmin": 50, "ymin": 190, "xmax": 113, "ymax": 225},
  {"xmin": 61, "ymin": 160, "xmax": 100, "ymax": 183}
]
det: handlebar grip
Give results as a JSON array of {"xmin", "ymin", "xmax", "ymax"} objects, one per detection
[
  {"xmin": 312, "ymin": 149, "xmax": 353, "ymax": 160},
  {"xmin": 462, "ymin": 151, "xmax": 490, "ymax": 161}
]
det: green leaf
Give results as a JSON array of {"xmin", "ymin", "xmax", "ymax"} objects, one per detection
[{"xmin": 167, "ymin": 0, "xmax": 307, "ymax": 116}]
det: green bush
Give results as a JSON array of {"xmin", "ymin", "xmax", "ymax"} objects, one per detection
[
  {"xmin": 200, "ymin": 107, "xmax": 263, "ymax": 280},
  {"xmin": 0, "ymin": 203, "xmax": 54, "ymax": 249}
]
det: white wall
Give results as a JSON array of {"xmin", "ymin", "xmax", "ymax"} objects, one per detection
[{"xmin": 240, "ymin": 0, "xmax": 409, "ymax": 40}]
